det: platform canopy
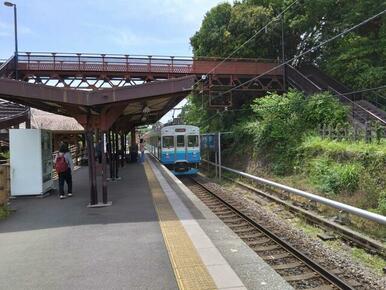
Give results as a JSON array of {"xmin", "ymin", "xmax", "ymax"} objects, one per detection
[{"xmin": 0, "ymin": 76, "xmax": 195, "ymax": 131}]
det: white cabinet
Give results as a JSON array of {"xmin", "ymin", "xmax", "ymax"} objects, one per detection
[{"xmin": 10, "ymin": 129, "xmax": 53, "ymax": 196}]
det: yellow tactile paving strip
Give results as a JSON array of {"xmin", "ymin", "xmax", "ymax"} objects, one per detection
[{"xmin": 144, "ymin": 161, "xmax": 217, "ymax": 290}]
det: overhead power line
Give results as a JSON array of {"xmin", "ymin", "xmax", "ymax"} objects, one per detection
[
  {"xmin": 202, "ymin": 85, "xmax": 386, "ymax": 116},
  {"xmin": 191, "ymin": 0, "xmax": 300, "ymax": 89},
  {"xmin": 220, "ymin": 8, "xmax": 386, "ymax": 96}
]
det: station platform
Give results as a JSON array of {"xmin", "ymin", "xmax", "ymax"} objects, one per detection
[{"xmin": 0, "ymin": 156, "xmax": 292, "ymax": 290}]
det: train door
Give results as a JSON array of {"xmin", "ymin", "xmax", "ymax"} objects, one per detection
[
  {"xmin": 157, "ymin": 137, "xmax": 161, "ymax": 159},
  {"xmin": 175, "ymin": 134, "xmax": 186, "ymax": 161},
  {"xmin": 162, "ymin": 135, "xmax": 175, "ymax": 163},
  {"xmin": 187, "ymin": 134, "xmax": 200, "ymax": 162}
]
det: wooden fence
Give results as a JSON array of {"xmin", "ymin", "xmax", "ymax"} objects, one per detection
[{"xmin": 318, "ymin": 122, "xmax": 385, "ymax": 143}]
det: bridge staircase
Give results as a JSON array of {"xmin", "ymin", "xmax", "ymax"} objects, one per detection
[
  {"xmin": 286, "ymin": 65, "xmax": 386, "ymax": 129},
  {"xmin": 0, "ymin": 55, "xmax": 16, "ymax": 79},
  {"xmin": 0, "ymin": 56, "xmax": 31, "ymax": 130}
]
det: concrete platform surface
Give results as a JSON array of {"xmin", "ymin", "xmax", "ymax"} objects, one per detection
[
  {"xmin": 0, "ymin": 164, "xmax": 178, "ymax": 290},
  {"xmin": 149, "ymin": 157, "xmax": 293, "ymax": 290},
  {"xmin": 0, "ymin": 157, "xmax": 293, "ymax": 290}
]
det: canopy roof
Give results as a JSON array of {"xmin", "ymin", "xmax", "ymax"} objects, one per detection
[{"xmin": 0, "ymin": 76, "xmax": 195, "ymax": 131}]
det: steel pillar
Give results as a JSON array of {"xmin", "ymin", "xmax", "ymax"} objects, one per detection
[
  {"xmin": 101, "ymin": 131, "xmax": 108, "ymax": 203},
  {"xmin": 109, "ymin": 131, "xmax": 114, "ymax": 179},
  {"xmin": 120, "ymin": 133, "xmax": 125, "ymax": 167},
  {"xmin": 131, "ymin": 128, "xmax": 136, "ymax": 146},
  {"xmin": 86, "ymin": 130, "xmax": 98, "ymax": 205},
  {"xmin": 114, "ymin": 132, "xmax": 119, "ymax": 179}
]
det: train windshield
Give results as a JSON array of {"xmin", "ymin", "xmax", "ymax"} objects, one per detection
[
  {"xmin": 162, "ymin": 136, "xmax": 174, "ymax": 148},
  {"xmin": 176, "ymin": 135, "xmax": 185, "ymax": 147},
  {"xmin": 187, "ymin": 135, "xmax": 198, "ymax": 147}
]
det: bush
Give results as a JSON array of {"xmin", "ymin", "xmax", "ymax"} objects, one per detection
[
  {"xmin": 241, "ymin": 90, "xmax": 348, "ymax": 175},
  {"xmin": 0, "ymin": 205, "xmax": 10, "ymax": 220},
  {"xmin": 304, "ymin": 93, "xmax": 348, "ymax": 126},
  {"xmin": 309, "ymin": 158, "xmax": 361, "ymax": 195},
  {"xmin": 0, "ymin": 151, "xmax": 9, "ymax": 160}
]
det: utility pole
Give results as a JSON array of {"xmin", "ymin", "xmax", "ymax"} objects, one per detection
[
  {"xmin": 4, "ymin": 2, "xmax": 18, "ymax": 79},
  {"xmin": 281, "ymin": 13, "xmax": 286, "ymax": 91}
]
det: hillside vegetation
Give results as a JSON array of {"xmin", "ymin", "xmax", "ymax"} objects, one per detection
[{"xmin": 182, "ymin": 0, "xmax": 386, "ymax": 224}]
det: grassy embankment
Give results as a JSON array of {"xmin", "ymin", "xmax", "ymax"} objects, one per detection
[
  {"xmin": 221, "ymin": 135, "xmax": 386, "ymax": 239},
  {"xmin": 215, "ymin": 136, "xmax": 386, "ymax": 273}
]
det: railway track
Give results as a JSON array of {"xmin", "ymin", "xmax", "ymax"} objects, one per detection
[
  {"xmin": 200, "ymin": 161, "xmax": 385, "ymax": 259},
  {"xmin": 221, "ymin": 175, "xmax": 386, "ymax": 259},
  {"xmin": 181, "ymin": 176, "xmax": 363, "ymax": 290}
]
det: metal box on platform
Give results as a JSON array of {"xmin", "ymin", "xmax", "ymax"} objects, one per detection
[{"xmin": 10, "ymin": 129, "xmax": 53, "ymax": 196}]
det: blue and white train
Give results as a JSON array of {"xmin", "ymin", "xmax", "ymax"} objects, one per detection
[{"xmin": 145, "ymin": 125, "xmax": 200, "ymax": 175}]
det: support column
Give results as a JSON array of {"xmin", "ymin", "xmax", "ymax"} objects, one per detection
[
  {"xmin": 109, "ymin": 131, "xmax": 115, "ymax": 179},
  {"xmin": 124, "ymin": 133, "xmax": 128, "ymax": 163},
  {"xmin": 26, "ymin": 110, "xmax": 31, "ymax": 129},
  {"xmin": 86, "ymin": 130, "xmax": 98, "ymax": 205},
  {"xmin": 120, "ymin": 133, "xmax": 125, "ymax": 167},
  {"xmin": 101, "ymin": 131, "xmax": 108, "ymax": 203},
  {"xmin": 130, "ymin": 127, "xmax": 138, "ymax": 163},
  {"xmin": 131, "ymin": 127, "xmax": 136, "ymax": 146},
  {"xmin": 114, "ymin": 132, "xmax": 119, "ymax": 179}
]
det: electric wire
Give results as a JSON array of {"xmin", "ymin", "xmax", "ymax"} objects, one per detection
[
  {"xmin": 220, "ymin": 8, "xmax": 386, "ymax": 96},
  {"xmin": 190, "ymin": 0, "xmax": 300, "ymax": 89},
  {"xmin": 201, "ymin": 85, "xmax": 386, "ymax": 117}
]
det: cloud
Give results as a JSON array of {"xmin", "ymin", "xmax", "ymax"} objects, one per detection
[
  {"xmin": 0, "ymin": 20, "xmax": 33, "ymax": 37},
  {"xmin": 83, "ymin": 0, "xmax": 227, "ymax": 27},
  {"xmin": 0, "ymin": 21, "xmax": 12, "ymax": 37},
  {"xmin": 82, "ymin": 22, "xmax": 185, "ymax": 50},
  {"xmin": 110, "ymin": 29, "xmax": 185, "ymax": 49}
]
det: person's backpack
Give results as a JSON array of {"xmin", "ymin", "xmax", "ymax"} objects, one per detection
[{"xmin": 55, "ymin": 155, "xmax": 68, "ymax": 173}]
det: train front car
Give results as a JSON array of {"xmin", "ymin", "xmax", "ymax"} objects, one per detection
[{"xmin": 160, "ymin": 125, "xmax": 200, "ymax": 175}]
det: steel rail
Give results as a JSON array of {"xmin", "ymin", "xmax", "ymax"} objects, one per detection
[
  {"xmin": 202, "ymin": 160, "xmax": 386, "ymax": 225},
  {"xmin": 188, "ymin": 177, "xmax": 354, "ymax": 290},
  {"xmin": 218, "ymin": 174, "xmax": 386, "ymax": 257}
]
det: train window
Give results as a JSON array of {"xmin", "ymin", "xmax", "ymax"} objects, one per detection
[
  {"xmin": 162, "ymin": 136, "xmax": 174, "ymax": 148},
  {"xmin": 176, "ymin": 135, "xmax": 185, "ymax": 147},
  {"xmin": 188, "ymin": 135, "xmax": 198, "ymax": 147}
]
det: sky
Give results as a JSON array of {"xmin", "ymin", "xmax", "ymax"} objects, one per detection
[{"xmin": 0, "ymin": 0, "xmax": 228, "ymax": 123}]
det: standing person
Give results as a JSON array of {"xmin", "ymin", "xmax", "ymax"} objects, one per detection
[
  {"xmin": 62, "ymin": 142, "xmax": 74, "ymax": 197},
  {"xmin": 55, "ymin": 143, "xmax": 73, "ymax": 199},
  {"xmin": 139, "ymin": 138, "xmax": 145, "ymax": 163}
]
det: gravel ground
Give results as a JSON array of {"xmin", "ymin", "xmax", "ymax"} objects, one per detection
[{"xmin": 196, "ymin": 175, "xmax": 386, "ymax": 290}]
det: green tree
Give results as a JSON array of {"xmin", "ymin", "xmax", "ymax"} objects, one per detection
[{"xmin": 190, "ymin": 0, "xmax": 386, "ymax": 87}]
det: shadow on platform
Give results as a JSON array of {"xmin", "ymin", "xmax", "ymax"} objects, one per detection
[{"xmin": 0, "ymin": 163, "xmax": 165, "ymax": 233}]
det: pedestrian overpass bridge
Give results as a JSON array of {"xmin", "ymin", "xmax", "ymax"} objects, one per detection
[
  {"xmin": 0, "ymin": 51, "xmax": 284, "ymax": 205},
  {"xmin": 0, "ymin": 52, "xmax": 284, "ymax": 129}
]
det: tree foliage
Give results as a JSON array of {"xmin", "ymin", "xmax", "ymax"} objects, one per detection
[
  {"xmin": 190, "ymin": 0, "xmax": 386, "ymax": 88},
  {"xmin": 183, "ymin": 0, "xmax": 385, "ymax": 175},
  {"xmin": 235, "ymin": 90, "xmax": 347, "ymax": 174}
]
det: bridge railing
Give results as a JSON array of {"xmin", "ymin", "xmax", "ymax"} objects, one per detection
[
  {"xmin": 16, "ymin": 52, "xmax": 282, "ymax": 76},
  {"xmin": 0, "ymin": 55, "xmax": 16, "ymax": 78},
  {"xmin": 17, "ymin": 52, "xmax": 194, "ymax": 74}
]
